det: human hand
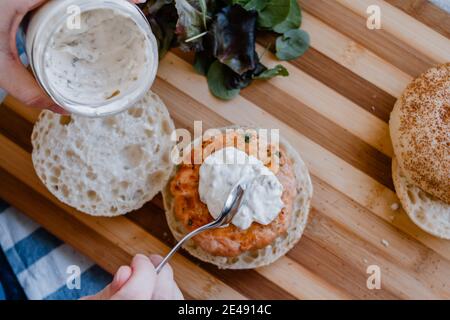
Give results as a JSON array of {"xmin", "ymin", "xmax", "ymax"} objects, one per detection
[
  {"xmin": 0, "ymin": 0, "xmax": 147, "ymax": 114},
  {"xmin": 0, "ymin": 0, "xmax": 66, "ymax": 113},
  {"xmin": 83, "ymin": 254, "xmax": 184, "ymax": 300}
]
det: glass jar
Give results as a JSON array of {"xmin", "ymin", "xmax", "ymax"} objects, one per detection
[{"xmin": 26, "ymin": 0, "xmax": 158, "ymax": 117}]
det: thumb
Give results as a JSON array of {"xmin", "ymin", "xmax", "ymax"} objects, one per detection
[
  {"xmin": 0, "ymin": 0, "xmax": 65, "ymax": 113},
  {"xmin": 111, "ymin": 254, "xmax": 157, "ymax": 300},
  {"xmin": 0, "ymin": 58, "xmax": 65, "ymax": 113}
]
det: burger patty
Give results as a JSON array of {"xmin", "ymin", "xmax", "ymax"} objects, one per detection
[{"xmin": 169, "ymin": 133, "xmax": 298, "ymax": 257}]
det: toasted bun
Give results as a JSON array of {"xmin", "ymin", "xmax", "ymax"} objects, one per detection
[
  {"xmin": 389, "ymin": 63, "xmax": 449, "ymax": 203},
  {"xmin": 162, "ymin": 126, "xmax": 313, "ymax": 269},
  {"xmin": 32, "ymin": 90, "xmax": 175, "ymax": 216},
  {"xmin": 392, "ymin": 158, "xmax": 450, "ymax": 240}
]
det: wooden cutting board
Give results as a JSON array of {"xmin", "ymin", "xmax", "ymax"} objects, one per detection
[{"xmin": 1, "ymin": 0, "xmax": 449, "ymax": 299}]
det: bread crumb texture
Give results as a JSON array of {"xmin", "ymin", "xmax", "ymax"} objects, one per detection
[
  {"xmin": 390, "ymin": 63, "xmax": 449, "ymax": 203},
  {"xmin": 392, "ymin": 158, "xmax": 450, "ymax": 240},
  {"xmin": 31, "ymin": 91, "xmax": 175, "ymax": 216}
]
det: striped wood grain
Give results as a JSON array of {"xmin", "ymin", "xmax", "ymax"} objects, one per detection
[
  {"xmin": 386, "ymin": 0, "xmax": 450, "ymax": 37},
  {"xmin": 0, "ymin": 0, "xmax": 449, "ymax": 299}
]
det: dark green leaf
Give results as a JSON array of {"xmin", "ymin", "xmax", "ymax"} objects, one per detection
[
  {"xmin": 227, "ymin": 62, "xmax": 266, "ymax": 89},
  {"xmin": 257, "ymin": 0, "xmax": 291, "ymax": 29},
  {"xmin": 144, "ymin": 0, "xmax": 173, "ymax": 14},
  {"xmin": 253, "ymin": 64, "xmax": 289, "ymax": 79},
  {"xmin": 175, "ymin": 0, "xmax": 212, "ymax": 51},
  {"xmin": 140, "ymin": 1, "xmax": 178, "ymax": 59},
  {"xmin": 273, "ymin": 0, "xmax": 301, "ymax": 33},
  {"xmin": 232, "ymin": 0, "xmax": 268, "ymax": 11},
  {"xmin": 207, "ymin": 61, "xmax": 241, "ymax": 100},
  {"xmin": 210, "ymin": 5, "xmax": 258, "ymax": 74},
  {"xmin": 275, "ymin": 29, "xmax": 310, "ymax": 61},
  {"xmin": 193, "ymin": 51, "xmax": 213, "ymax": 75}
]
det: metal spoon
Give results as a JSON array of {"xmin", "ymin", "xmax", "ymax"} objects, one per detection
[{"xmin": 156, "ymin": 184, "xmax": 245, "ymax": 273}]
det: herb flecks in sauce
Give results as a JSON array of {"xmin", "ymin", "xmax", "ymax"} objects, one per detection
[
  {"xmin": 199, "ymin": 147, "xmax": 284, "ymax": 230},
  {"xmin": 45, "ymin": 9, "xmax": 150, "ymax": 106}
]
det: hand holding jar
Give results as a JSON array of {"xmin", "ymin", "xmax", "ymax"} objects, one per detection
[{"xmin": 0, "ymin": 0, "xmax": 156, "ymax": 116}]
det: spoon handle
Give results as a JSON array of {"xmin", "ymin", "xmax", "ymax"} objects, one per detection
[
  {"xmin": 155, "ymin": 220, "xmax": 220, "ymax": 273},
  {"xmin": 155, "ymin": 184, "xmax": 244, "ymax": 273}
]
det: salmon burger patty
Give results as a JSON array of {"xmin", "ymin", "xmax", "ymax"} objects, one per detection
[{"xmin": 169, "ymin": 133, "xmax": 298, "ymax": 257}]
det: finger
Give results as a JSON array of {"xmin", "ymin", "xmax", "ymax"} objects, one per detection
[
  {"xmin": 0, "ymin": 0, "xmax": 61, "ymax": 112},
  {"xmin": 111, "ymin": 254, "xmax": 156, "ymax": 300},
  {"xmin": 148, "ymin": 254, "xmax": 164, "ymax": 268},
  {"xmin": 82, "ymin": 284, "xmax": 113, "ymax": 300},
  {"xmin": 48, "ymin": 104, "xmax": 69, "ymax": 115},
  {"xmin": 149, "ymin": 254, "xmax": 179, "ymax": 300},
  {"xmin": 0, "ymin": 58, "xmax": 58, "ymax": 111},
  {"xmin": 149, "ymin": 254, "xmax": 177, "ymax": 293},
  {"xmin": 171, "ymin": 281, "xmax": 184, "ymax": 300},
  {"xmin": 149, "ymin": 254, "xmax": 174, "ymax": 279},
  {"xmin": 110, "ymin": 265, "xmax": 132, "ymax": 293},
  {"xmin": 150, "ymin": 254, "xmax": 184, "ymax": 300},
  {"xmin": 82, "ymin": 265, "xmax": 132, "ymax": 300},
  {"xmin": 2, "ymin": 0, "xmax": 48, "ymax": 53}
]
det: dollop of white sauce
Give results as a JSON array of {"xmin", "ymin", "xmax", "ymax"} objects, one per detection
[
  {"xmin": 45, "ymin": 8, "xmax": 149, "ymax": 105},
  {"xmin": 199, "ymin": 147, "xmax": 284, "ymax": 230}
]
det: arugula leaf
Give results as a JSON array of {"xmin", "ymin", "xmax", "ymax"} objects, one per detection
[
  {"xmin": 253, "ymin": 64, "xmax": 289, "ymax": 79},
  {"xmin": 273, "ymin": 0, "xmax": 301, "ymax": 33},
  {"xmin": 207, "ymin": 60, "xmax": 241, "ymax": 100},
  {"xmin": 276, "ymin": 29, "xmax": 310, "ymax": 61},
  {"xmin": 257, "ymin": 0, "xmax": 291, "ymax": 29},
  {"xmin": 210, "ymin": 5, "xmax": 258, "ymax": 74}
]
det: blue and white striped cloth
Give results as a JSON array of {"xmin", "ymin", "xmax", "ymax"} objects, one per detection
[{"xmin": 0, "ymin": 199, "xmax": 112, "ymax": 300}]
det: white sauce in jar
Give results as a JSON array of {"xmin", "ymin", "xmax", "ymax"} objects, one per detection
[
  {"xmin": 199, "ymin": 147, "xmax": 284, "ymax": 230},
  {"xmin": 45, "ymin": 8, "xmax": 149, "ymax": 106}
]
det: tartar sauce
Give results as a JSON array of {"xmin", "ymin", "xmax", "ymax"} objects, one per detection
[
  {"xmin": 199, "ymin": 147, "xmax": 284, "ymax": 230},
  {"xmin": 45, "ymin": 8, "xmax": 149, "ymax": 105}
]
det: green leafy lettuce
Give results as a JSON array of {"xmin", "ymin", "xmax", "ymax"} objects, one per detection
[
  {"xmin": 139, "ymin": 0, "xmax": 309, "ymax": 100},
  {"xmin": 210, "ymin": 4, "xmax": 258, "ymax": 74},
  {"xmin": 275, "ymin": 29, "xmax": 310, "ymax": 61}
]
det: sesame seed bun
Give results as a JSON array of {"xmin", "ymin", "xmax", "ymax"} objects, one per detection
[{"xmin": 389, "ymin": 63, "xmax": 449, "ymax": 204}]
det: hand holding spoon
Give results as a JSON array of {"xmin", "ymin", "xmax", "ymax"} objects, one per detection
[{"xmin": 155, "ymin": 184, "xmax": 245, "ymax": 273}]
